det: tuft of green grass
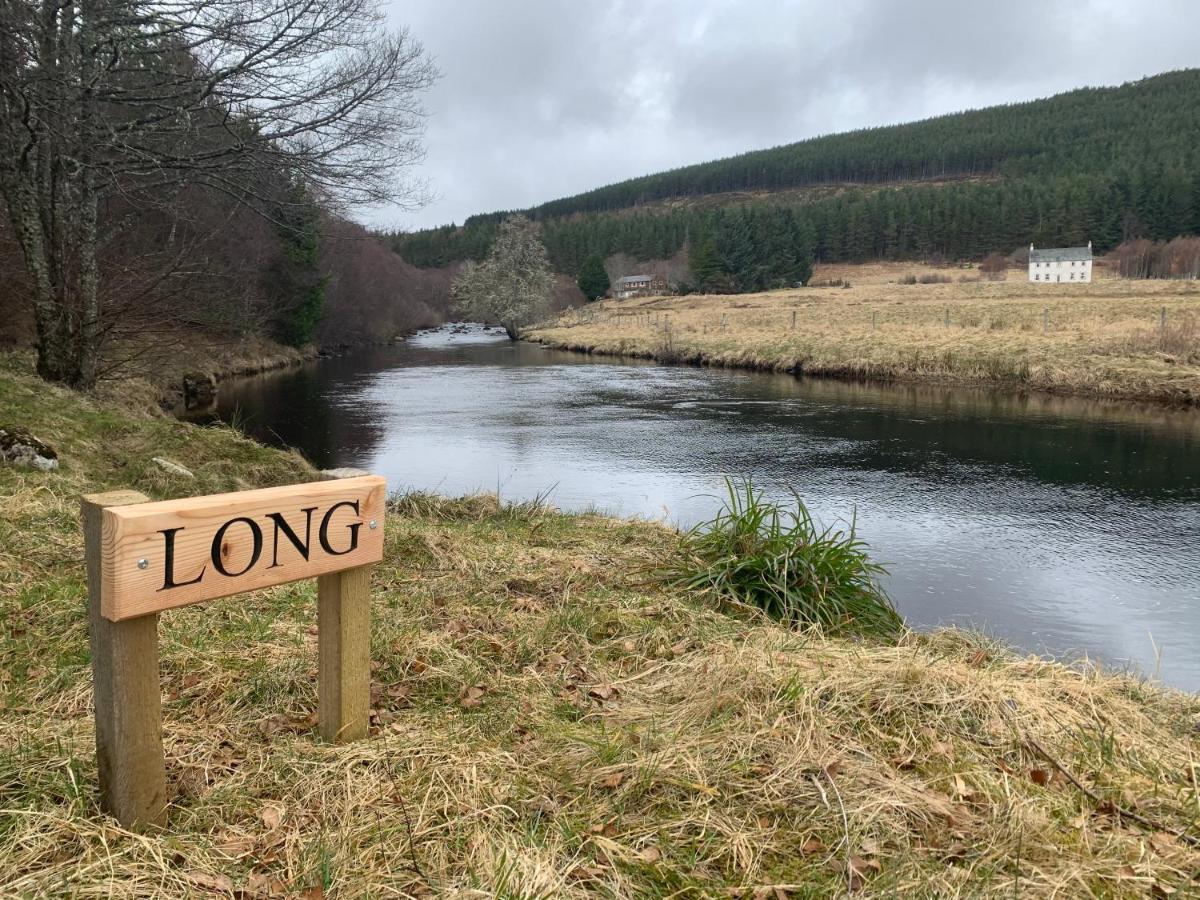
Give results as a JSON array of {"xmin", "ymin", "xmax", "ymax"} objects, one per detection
[{"xmin": 661, "ymin": 478, "xmax": 903, "ymax": 638}]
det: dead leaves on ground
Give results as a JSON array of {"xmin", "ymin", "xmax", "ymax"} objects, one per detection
[
  {"xmin": 186, "ymin": 869, "xmax": 320, "ymax": 898},
  {"xmin": 458, "ymin": 684, "xmax": 487, "ymax": 709}
]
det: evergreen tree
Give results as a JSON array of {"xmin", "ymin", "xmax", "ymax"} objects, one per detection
[
  {"xmin": 577, "ymin": 254, "xmax": 611, "ymax": 301},
  {"xmin": 689, "ymin": 240, "xmax": 731, "ymax": 293}
]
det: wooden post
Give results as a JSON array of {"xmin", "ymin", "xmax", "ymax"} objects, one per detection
[
  {"xmin": 791, "ymin": 310, "xmax": 796, "ymax": 330},
  {"xmin": 1044, "ymin": 307, "xmax": 1049, "ymax": 333},
  {"xmin": 318, "ymin": 469, "xmax": 373, "ymax": 742},
  {"xmin": 82, "ymin": 491, "xmax": 169, "ymax": 829}
]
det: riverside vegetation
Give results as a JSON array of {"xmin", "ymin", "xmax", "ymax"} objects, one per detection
[
  {"xmin": 528, "ymin": 263, "xmax": 1200, "ymax": 405},
  {"xmin": 2, "ymin": 353, "xmax": 1200, "ymax": 896}
]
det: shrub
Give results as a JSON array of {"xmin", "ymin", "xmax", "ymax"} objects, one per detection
[
  {"xmin": 900, "ymin": 274, "xmax": 918, "ymax": 285},
  {"xmin": 918, "ymin": 274, "xmax": 953, "ymax": 284},
  {"xmin": 980, "ymin": 253, "xmax": 1009, "ymax": 280},
  {"xmin": 661, "ymin": 479, "xmax": 902, "ymax": 638}
]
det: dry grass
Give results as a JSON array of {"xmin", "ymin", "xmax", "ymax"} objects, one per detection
[
  {"xmin": 2, "ymin": 356, "xmax": 1199, "ymax": 897},
  {"xmin": 529, "ymin": 263, "xmax": 1200, "ymax": 405}
]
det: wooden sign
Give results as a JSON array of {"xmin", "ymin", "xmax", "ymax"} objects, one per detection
[
  {"xmin": 82, "ymin": 471, "xmax": 384, "ymax": 829},
  {"xmin": 97, "ymin": 475, "xmax": 386, "ymax": 621}
]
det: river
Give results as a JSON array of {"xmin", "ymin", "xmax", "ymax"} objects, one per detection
[{"xmin": 212, "ymin": 325, "xmax": 1200, "ymax": 690}]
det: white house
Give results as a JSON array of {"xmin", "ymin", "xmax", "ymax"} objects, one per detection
[{"xmin": 1029, "ymin": 242, "xmax": 1093, "ymax": 283}]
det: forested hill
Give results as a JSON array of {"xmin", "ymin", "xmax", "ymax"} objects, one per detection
[
  {"xmin": 391, "ymin": 70, "xmax": 1200, "ymax": 289},
  {"xmin": 527, "ymin": 70, "xmax": 1200, "ymax": 219}
]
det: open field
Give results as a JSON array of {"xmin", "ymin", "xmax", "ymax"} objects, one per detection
[
  {"xmin": 2, "ymin": 354, "xmax": 1199, "ymax": 896},
  {"xmin": 528, "ymin": 263, "xmax": 1200, "ymax": 405}
]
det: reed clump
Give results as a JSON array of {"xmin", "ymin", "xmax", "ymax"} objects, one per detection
[{"xmin": 661, "ymin": 479, "xmax": 902, "ymax": 637}]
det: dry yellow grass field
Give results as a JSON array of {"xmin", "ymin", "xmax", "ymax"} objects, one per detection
[
  {"xmin": 2, "ymin": 355, "xmax": 1200, "ymax": 896},
  {"xmin": 529, "ymin": 263, "xmax": 1200, "ymax": 404}
]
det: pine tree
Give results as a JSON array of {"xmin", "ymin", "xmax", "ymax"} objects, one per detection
[{"xmin": 577, "ymin": 254, "xmax": 611, "ymax": 301}]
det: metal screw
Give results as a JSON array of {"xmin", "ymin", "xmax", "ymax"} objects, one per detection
[
  {"xmin": 137, "ymin": 558, "xmax": 149, "ymax": 570},
  {"xmin": 369, "ymin": 520, "xmax": 378, "ymax": 530}
]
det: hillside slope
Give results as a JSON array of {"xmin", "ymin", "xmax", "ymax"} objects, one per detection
[{"xmin": 392, "ymin": 70, "xmax": 1200, "ymax": 282}]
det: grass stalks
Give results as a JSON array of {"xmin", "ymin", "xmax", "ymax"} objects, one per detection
[
  {"xmin": 2, "ymin": 355, "xmax": 1199, "ymax": 896},
  {"xmin": 661, "ymin": 479, "xmax": 902, "ymax": 637},
  {"xmin": 530, "ymin": 262, "xmax": 1200, "ymax": 404}
]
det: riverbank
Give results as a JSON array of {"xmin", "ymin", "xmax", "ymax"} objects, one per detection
[
  {"xmin": 527, "ymin": 263, "xmax": 1200, "ymax": 405},
  {"xmin": 2, "ymin": 356, "xmax": 1199, "ymax": 896}
]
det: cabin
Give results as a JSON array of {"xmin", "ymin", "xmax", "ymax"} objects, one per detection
[
  {"xmin": 614, "ymin": 274, "xmax": 668, "ymax": 299},
  {"xmin": 1029, "ymin": 242, "xmax": 1093, "ymax": 283}
]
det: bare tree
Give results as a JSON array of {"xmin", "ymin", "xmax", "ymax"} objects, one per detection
[
  {"xmin": 0, "ymin": 0, "xmax": 437, "ymax": 387},
  {"xmin": 979, "ymin": 253, "xmax": 1008, "ymax": 280},
  {"xmin": 451, "ymin": 216, "xmax": 555, "ymax": 340}
]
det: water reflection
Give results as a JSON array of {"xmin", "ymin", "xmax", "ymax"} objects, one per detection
[{"xmin": 214, "ymin": 325, "xmax": 1200, "ymax": 690}]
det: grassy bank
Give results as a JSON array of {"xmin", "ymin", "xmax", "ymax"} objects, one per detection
[
  {"xmin": 527, "ymin": 263, "xmax": 1200, "ymax": 405},
  {"xmin": 1, "ymin": 355, "xmax": 1199, "ymax": 897}
]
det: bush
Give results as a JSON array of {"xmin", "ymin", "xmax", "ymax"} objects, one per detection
[
  {"xmin": 661, "ymin": 479, "xmax": 902, "ymax": 638},
  {"xmin": 918, "ymin": 274, "xmax": 953, "ymax": 284},
  {"xmin": 900, "ymin": 274, "xmax": 918, "ymax": 285}
]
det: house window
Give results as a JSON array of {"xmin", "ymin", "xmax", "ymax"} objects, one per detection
[{"xmin": 1034, "ymin": 274, "xmax": 1039, "ymax": 281}]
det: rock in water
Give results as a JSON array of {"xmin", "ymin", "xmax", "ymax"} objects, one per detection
[
  {"xmin": 0, "ymin": 426, "xmax": 59, "ymax": 471},
  {"xmin": 182, "ymin": 372, "xmax": 217, "ymax": 410},
  {"xmin": 151, "ymin": 457, "xmax": 195, "ymax": 478}
]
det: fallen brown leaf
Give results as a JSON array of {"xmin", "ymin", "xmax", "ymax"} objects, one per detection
[
  {"xmin": 245, "ymin": 872, "xmax": 287, "ymax": 897},
  {"xmin": 186, "ymin": 870, "xmax": 234, "ymax": 893},
  {"xmin": 261, "ymin": 804, "xmax": 284, "ymax": 830},
  {"xmin": 587, "ymin": 821, "xmax": 619, "ymax": 838},
  {"xmin": 588, "ymin": 684, "xmax": 619, "ymax": 702},
  {"xmin": 598, "ymin": 771, "xmax": 625, "ymax": 790},
  {"xmin": 458, "ymin": 684, "xmax": 486, "ymax": 709},
  {"xmin": 637, "ymin": 846, "xmax": 661, "ymax": 863},
  {"xmin": 568, "ymin": 865, "xmax": 607, "ymax": 881}
]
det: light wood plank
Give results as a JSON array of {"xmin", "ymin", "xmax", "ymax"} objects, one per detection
[
  {"xmin": 83, "ymin": 491, "xmax": 169, "ymax": 829},
  {"xmin": 318, "ymin": 566, "xmax": 372, "ymax": 742},
  {"xmin": 317, "ymin": 468, "xmax": 373, "ymax": 743},
  {"xmin": 100, "ymin": 476, "xmax": 386, "ymax": 621}
]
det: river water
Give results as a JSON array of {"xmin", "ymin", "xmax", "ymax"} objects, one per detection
[{"xmin": 214, "ymin": 325, "xmax": 1200, "ymax": 690}]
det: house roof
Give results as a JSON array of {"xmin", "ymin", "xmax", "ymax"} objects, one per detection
[
  {"xmin": 618, "ymin": 275, "xmax": 652, "ymax": 284},
  {"xmin": 1030, "ymin": 246, "xmax": 1093, "ymax": 263}
]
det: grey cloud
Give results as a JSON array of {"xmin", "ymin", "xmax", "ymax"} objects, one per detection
[{"xmin": 371, "ymin": 0, "xmax": 1199, "ymax": 231}]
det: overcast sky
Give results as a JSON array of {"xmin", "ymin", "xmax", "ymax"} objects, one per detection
[{"xmin": 373, "ymin": 0, "xmax": 1197, "ymax": 231}]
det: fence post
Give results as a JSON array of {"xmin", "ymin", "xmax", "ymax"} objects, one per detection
[
  {"xmin": 944, "ymin": 308, "xmax": 950, "ymax": 327},
  {"xmin": 317, "ymin": 468, "xmax": 373, "ymax": 743},
  {"xmin": 83, "ymin": 490, "xmax": 169, "ymax": 829},
  {"xmin": 791, "ymin": 310, "xmax": 796, "ymax": 330},
  {"xmin": 871, "ymin": 311, "xmax": 877, "ymax": 331},
  {"xmin": 1161, "ymin": 306, "xmax": 1168, "ymax": 335},
  {"xmin": 1044, "ymin": 307, "xmax": 1049, "ymax": 333}
]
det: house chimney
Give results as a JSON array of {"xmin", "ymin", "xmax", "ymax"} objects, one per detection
[
  {"xmin": 1030, "ymin": 242, "xmax": 1034, "ymax": 252},
  {"xmin": 1087, "ymin": 240, "xmax": 1092, "ymax": 252}
]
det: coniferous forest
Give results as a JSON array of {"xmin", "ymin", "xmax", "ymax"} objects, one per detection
[{"xmin": 390, "ymin": 70, "xmax": 1200, "ymax": 291}]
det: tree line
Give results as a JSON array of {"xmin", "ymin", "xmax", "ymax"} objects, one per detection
[
  {"xmin": 391, "ymin": 166, "xmax": 1200, "ymax": 283},
  {"xmin": 389, "ymin": 70, "xmax": 1200, "ymax": 290},
  {"xmin": 0, "ymin": 0, "xmax": 439, "ymax": 388}
]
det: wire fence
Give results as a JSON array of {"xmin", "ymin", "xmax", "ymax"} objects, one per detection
[{"xmin": 556, "ymin": 304, "xmax": 1192, "ymax": 342}]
